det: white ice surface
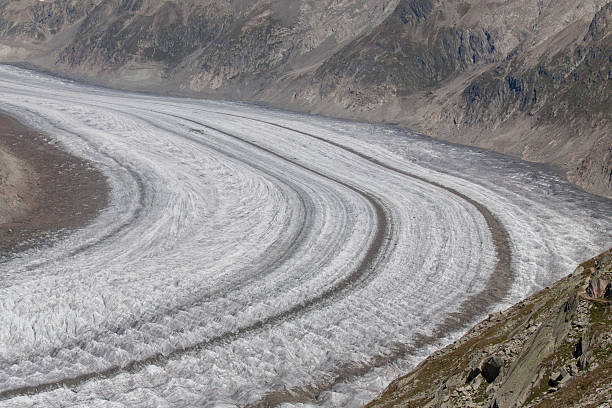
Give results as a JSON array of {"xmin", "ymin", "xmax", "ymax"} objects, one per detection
[{"xmin": 0, "ymin": 65, "xmax": 610, "ymax": 407}]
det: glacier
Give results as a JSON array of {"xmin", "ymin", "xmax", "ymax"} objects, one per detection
[{"xmin": 0, "ymin": 65, "xmax": 610, "ymax": 407}]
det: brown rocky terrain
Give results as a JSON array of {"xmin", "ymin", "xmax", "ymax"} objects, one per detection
[
  {"xmin": 294, "ymin": 0, "xmax": 612, "ymax": 197},
  {"xmin": 0, "ymin": 0, "xmax": 610, "ymax": 197},
  {"xmin": 0, "ymin": 112, "xmax": 108, "ymax": 257},
  {"xmin": 366, "ymin": 248, "xmax": 612, "ymax": 408}
]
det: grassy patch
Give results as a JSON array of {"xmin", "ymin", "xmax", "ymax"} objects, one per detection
[
  {"xmin": 473, "ymin": 380, "xmax": 489, "ymax": 404},
  {"xmin": 590, "ymin": 302, "xmax": 609, "ymax": 325},
  {"xmin": 595, "ymin": 344, "xmax": 612, "ymax": 362},
  {"xmin": 555, "ymin": 338, "xmax": 576, "ymax": 362},
  {"xmin": 525, "ymin": 367, "xmax": 551, "ymax": 405}
]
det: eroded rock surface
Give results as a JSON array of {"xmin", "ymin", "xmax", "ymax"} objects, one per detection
[{"xmin": 366, "ymin": 249, "xmax": 612, "ymax": 408}]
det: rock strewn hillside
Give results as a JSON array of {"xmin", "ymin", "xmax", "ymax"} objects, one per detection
[
  {"xmin": 449, "ymin": 2, "xmax": 612, "ymax": 197},
  {"xmin": 366, "ymin": 248, "xmax": 612, "ymax": 408},
  {"xmin": 307, "ymin": 1, "xmax": 498, "ymax": 107},
  {"xmin": 0, "ymin": 0, "xmax": 398, "ymax": 93},
  {"xmin": 0, "ymin": 0, "xmax": 610, "ymax": 197},
  {"xmin": 294, "ymin": 0, "xmax": 612, "ymax": 198}
]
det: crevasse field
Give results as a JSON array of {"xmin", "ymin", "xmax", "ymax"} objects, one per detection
[{"xmin": 0, "ymin": 65, "xmax": 610, "ymax": 407}]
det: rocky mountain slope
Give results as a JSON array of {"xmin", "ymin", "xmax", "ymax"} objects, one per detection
[
  {"xmin": 0, "ymin": 0, "xmax": 399, "ymax": 93},
  {"xmin": 0, "ymin": 0, "xmax": 610, "ymax": 196},
  {"xmin": 294, "ymin": 0, "xmax": 611, "ymax": 197},
  {"xmin": 366, "ymin": 248, "xmax": 612, "ymax": 408}
]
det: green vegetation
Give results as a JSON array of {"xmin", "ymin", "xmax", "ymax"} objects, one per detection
[
  {"xmin": 590, "ymin": 302, "xmax": 608, "ymax": 324},
  {"xmin": 473, "ymin": 379, "xmax": 488, "ymax": 404}
]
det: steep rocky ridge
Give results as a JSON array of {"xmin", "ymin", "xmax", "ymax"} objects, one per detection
[
  {"xmin": 366, "ymin": 248, "xmax": 612, "ymax": 408},
  {"xmin": 0, "ymin": 0, "xmax": 609, "ymax": 197}
]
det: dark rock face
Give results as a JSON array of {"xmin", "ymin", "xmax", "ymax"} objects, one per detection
[
  {"xmin": 57, "ymin": 2, "xmax": 233, "ymax": 70},
  {"xmin": 466, "ymin": 366, "xmax": 481, "ymax": 383},
  {"xmin": 459, "ymin": 8, "xmax": 612, "ymax": 127},
  {"xmin": 0, "ymin": 0, "xmax": 398, "ymax": 94},
  {"xmin": 573, "ymin": 337, "xmax": 584, "ymax": 359},
  {"xmin": 0, "ymin": 0, "xmax": 93, "ymax": 40},
  {"xmin": 62, "ymin": 2, "xmax": 212, "ymax": 66},
  {"xmin": 481, "ymin": 356, "xmax": 503, "ymax": 383},
  {"xmin": 587, "ymin": 1, "xmax": 611, "ymax": 41},
  {"xmin": 313, "ymin": 0, "xmax": 497, "ymax": 104},
  {"xmin": 399, "ymin": 0, "xmax": 433, "ymax": 22},
  {"xmin": 577, "ymin": 351, "xmax": 591, "ymax": 371},
  {"xmin": 451, "ymin": 3, "xmax": 611, "ymax": 197}
]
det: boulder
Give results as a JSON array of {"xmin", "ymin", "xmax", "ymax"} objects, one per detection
[
  {"xmin": 578, "ymin": 351, "xmax": 591, "ymax": 371},
  {"xmin": 547, "ymin": 368, "xmax": 569, "ymax": 387},
  {"xmin": 573, "ymin": 337, "xmax": 584, "ymax": 358},
  {"xmin": 568, "ymin": 361, "xmax": 579, "ymax": 376},
  {"xmin": 587, "ymin": 275, "xmax": 609, "ymax": 298},
  {"xmin": 481, "ymin": 356, "xmax": 504, "ymax": 383}
]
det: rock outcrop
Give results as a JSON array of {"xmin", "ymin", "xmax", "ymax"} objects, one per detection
[
  {"xmin": 366, "ymin": 248, "xmax": 612, "ymax": 408},
  {"xmin": 0, "ymin": 0, "xmax": 610, "ymax": 197},
  {"xmin": 481, "ymin": 356, "xmax": 503, "ymax": 384}
]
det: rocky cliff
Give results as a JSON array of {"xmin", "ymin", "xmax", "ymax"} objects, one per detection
[
  {"xmin": 0, "ymin": 0, "xmax": 610, "ymax": 197},
  {"xmin": 366, "ymin": 248, "xmax": 612, "ymax": 408}
]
